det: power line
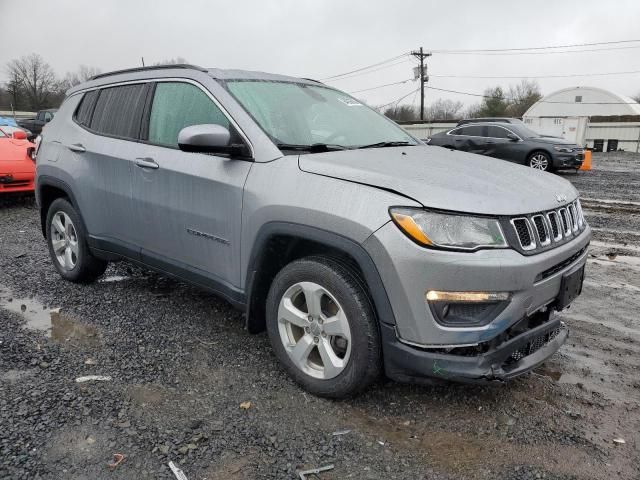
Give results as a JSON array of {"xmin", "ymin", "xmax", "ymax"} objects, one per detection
[
  {"xmin": 430, "ymin": 69, "xmax": 640, "ymax": 79},
  {"xmin": 320, "ymin": 53, "xmax": 409, "ymax": 81},
  {"xmin": 426, "ymin": 85, "xmax": 640, "ymax": 105},
  {"xmin": 376, "ymin": 87, "xmax": 421, "ymax": 110},
  {"xmin": 350, "ymin": 79, "xmax": 414, "ymax": 94},
  {"xmin": 432, "ymin": 44, "xmax": 640, "ymax": 56},
  {"xmin": 431, "ymin": 38, "xmax": 640, "ymax": 54},
  {"xmin": 324, "ymin": 57, "xmax": 413, "ymax": 82}
]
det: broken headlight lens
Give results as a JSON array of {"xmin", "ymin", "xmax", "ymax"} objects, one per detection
[{"xmin": 389, "ymin": 208, "xmax": 507, "ymax": 251}]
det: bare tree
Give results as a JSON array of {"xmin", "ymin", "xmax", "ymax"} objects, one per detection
[
  {"xmin": 425, "ymin": 98, "xmax": 464, "ymax": 120},
  {"xmin": 505, "ymin": 79, "xmax": 542, "ymax": 117},
  {"xmin": 383, "ymin": 104, "xmax": 418, "ymax": 122},
  {"xmin": 632, "ymin": 92, "xmax": 640, "ymax": 104},
  {"xmin": 6, "ymin": 54, "xmax": 59, "ymax": 110},
  {"xmin": 61, "ymin": 65, "xmax": 102, "ymax": 89}
]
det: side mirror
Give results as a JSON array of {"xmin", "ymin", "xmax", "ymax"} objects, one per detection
[
  {"xmin": 178, "ymin": 124, "xmax": 250, "ymax": 158},
  {"xmin": 507, "ymin": 134, "xmax": 519, "ymax": 142},
  {"xmin": 12, "ymin": 130, "xmax": 27, "ymax": 140},
  {"xmin": 45, "ymin": 117, "xmax": 51, "ymax": 123}
]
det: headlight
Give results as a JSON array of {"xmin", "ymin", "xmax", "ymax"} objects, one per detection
[
  {"xmin": 389, "ymin": 207, "xmax": 507, "ymax": 251},
  {"xmin": 553, "ymin": 145, "xmax": 573, "ymax": 153}
]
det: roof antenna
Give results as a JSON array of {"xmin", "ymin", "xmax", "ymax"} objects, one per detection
[{"xmin": 141, "ymin": 57, "xmax": 145, "ymax": 67}]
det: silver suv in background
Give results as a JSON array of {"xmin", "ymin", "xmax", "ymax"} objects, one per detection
[{"xmin": 35, "ymin": 65, "xmax": 590, "ymax": 397}]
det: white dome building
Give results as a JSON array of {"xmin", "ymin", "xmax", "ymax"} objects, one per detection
[{"xmin": 523, "ymin": 86, "xmax": 640, "ymax": 152}]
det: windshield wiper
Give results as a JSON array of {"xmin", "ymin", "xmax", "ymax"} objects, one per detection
[
  {"xmin": 357, "ymin": 141, "xmax": 413, "ymax": 149},
  {"xmin": 276, "ymin": 143, "xmax": 349, "ymax": 153}
]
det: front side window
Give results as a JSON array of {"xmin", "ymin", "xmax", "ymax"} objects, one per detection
[
  {"xmin": 225, "ymin": 80, "xmax": 416, "ymax": 150},
  {"xmin": 74, "ymin": 90, "xmax": 99, "ymax": 128},
  {"xmin": 488, "ymin": 126, "xmax": 511, "ymax": 139},
  {"xmin": 148, "ymin": 82, "xmax": 230, "ymax": 147},
  {"xmin": 90, "ymin": 84, "xmax": 147, "ymax": 138}
]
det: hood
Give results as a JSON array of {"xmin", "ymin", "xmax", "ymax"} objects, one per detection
[{"xmin": 298, "ymin": 145, "xmax": 578, "ymax": 216}]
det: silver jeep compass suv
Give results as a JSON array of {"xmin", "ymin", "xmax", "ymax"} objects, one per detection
[{"xmin": 35, "ymin": 65, "xmax": 590, "ymax": 397}]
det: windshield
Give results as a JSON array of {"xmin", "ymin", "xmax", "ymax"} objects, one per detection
[
  {"xmin": 225, "ymin": 80, "xmax": 417, "ymax": 151},
  {"xmin": 0, "ymin": 128, "xmax": 7, "ymax": 138}
]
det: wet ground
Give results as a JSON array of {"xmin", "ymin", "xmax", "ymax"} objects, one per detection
[{"xmin": 1, "ymin": 152, "xmax": 639, "ymax": 479}]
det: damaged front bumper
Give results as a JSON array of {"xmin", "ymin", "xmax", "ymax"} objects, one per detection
[{"xmin": 381, "ymin": 313, "xmax": 568, "ymax": 384}]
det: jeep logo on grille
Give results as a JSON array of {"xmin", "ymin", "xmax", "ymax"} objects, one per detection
[{"xmin": 556, "ymin": 194, "xmax": 567, "ymax": 203}]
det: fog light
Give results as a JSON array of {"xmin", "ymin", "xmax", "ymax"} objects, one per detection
[
  {"xmin": 426, "ymin": 291, "xmax": 511, "ymax": 327},
  {"xmin": 426, "ymin": 291, "xmax": 510, "ymax": 302}
]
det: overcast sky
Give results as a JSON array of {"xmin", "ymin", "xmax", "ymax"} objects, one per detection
[{"xmin": 1, "ymin": 0, "xmax": 639, "ymax": 108}]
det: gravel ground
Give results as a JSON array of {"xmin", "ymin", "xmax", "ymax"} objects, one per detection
[{"xmin": 1, "ymin": 153, "xmax": 639, "ymax": 479}]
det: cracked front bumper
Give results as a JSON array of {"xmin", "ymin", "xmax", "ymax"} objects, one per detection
[{"xmin": 381, "ymin": 315, "xmax": 568, "ymax": 384}]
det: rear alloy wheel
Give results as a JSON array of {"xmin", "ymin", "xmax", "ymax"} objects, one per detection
[
  {"xmin": 46, "ymin": 198, "xmax": 108, "ymax": 283},
  {"xmin": 528, "ymin": 152, "xmax": 551, "ymax": 171},
  {"xmin": 266, "ymin": 256, "xmax": 381, "ymax": 398}
]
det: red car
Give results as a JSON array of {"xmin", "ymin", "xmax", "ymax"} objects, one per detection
[{"xmin": 0, "ymin": 127, "xmax": 36, "ymax": 194}]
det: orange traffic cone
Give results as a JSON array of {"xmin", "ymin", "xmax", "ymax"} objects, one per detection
[{"xmin": 579, "ymin": 150, "xmax": 592, "ymax": 171}]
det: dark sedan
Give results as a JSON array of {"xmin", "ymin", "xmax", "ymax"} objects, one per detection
[{"xmin": 426, "ymin": 122, "xmax": 583, "ymax": 172}]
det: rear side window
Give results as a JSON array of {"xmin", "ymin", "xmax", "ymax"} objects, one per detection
[
  {"xmin": 148, "ymin": 82, "xmax": 230, "ymax": 147},
  {"xmin": 74, "ymin": 90, "xmax": 99, "ymax": 127},
  {"xmin": 90, "ymin": 84, "xmax": 148, "ymax": 139},
  {"xmin": 457, "ymin": 125, "xmax": 486, "ymax": 137}
]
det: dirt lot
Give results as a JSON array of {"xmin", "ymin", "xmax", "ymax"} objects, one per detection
[{"xmin": 1, "ymin": 152, "xmax": 639, "ymax": 480}]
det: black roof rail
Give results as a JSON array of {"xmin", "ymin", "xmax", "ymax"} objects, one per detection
[
  {"xmin": 300, "ymin": 77, "xmax": 324, "ymax": 84},
  {"xmin": 90, "ymin": 64, "xmax": 208, "ymax": 81}
]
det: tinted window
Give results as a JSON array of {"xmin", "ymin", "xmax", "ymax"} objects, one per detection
[
  {"xmin": 74, "ymin": 91, "xmax": 99, "ymax": 127},
  {"xmin": 488, "ymin": 126, "xmax": 511, "ymax": 138},
  {"xmin": 455, "ymin": 125, "xmax": 486, "ymax": 137},
  {"xmin": 148, "ymin": 82, "xmax": 230, "ymax": 147},
  {"xmin": 90, "ymin": 84, "xmax": 147, "ymax": 139}
]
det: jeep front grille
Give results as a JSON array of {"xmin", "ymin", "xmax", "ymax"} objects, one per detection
[{"xmin": 509, "ymin": 200, "xmax": 587, "ymax": 254}]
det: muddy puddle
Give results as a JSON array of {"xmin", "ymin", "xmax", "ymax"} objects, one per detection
[{"xmin": 0, "ymin": 287, "xmax": 98, "ymax": 345}]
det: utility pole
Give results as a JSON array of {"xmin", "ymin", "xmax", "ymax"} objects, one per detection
[{"xmin": 411, "ymin": 47, "xmax": 432, "ymax": 121}]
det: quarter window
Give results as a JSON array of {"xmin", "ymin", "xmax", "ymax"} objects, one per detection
[
  {"xmin": 90, "ymin": 84, "xmax": 148, "ymax": 139},
  {"xmin": 74, "ymin": 90, "xmax": 99, "ymax": 127},
  {"xmin": 148, "ymin": 82, "xmax": 230, "ymax": 147}
]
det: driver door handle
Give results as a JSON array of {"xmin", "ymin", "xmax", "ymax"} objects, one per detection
[
  {"xmin": 135, "ymin": 157, "xmax": 159, "ymax": 170},
  {"xmin": 67, "ymin": 143, "xmax": 86, "ymax": 153}
]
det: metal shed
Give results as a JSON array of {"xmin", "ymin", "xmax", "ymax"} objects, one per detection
[{"xmin": 522, "ymin": 86, "xmax": 640, "ymax": 152}]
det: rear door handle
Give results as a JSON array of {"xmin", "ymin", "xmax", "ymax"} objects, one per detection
[
  {"xmin": 67, "ymin": 143, "xmax": 86, "ymax": 153},
  {"xmin": 135, "ymin": 157, "xmax": 159, "ymax": 169}
]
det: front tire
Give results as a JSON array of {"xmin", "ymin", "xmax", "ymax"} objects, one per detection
[
  {"xmin": 528, "ymin": 151, "xmax": 553, "ymax": 172},
  {"xmin": 46, "ymin": 198, "xmax": 108, "ymax": 283},
  {"xmin": 266, "ymin": 256, "xmax": 381, "ymax": 398}
]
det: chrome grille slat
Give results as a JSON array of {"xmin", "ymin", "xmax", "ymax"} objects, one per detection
[
  {"xmin": 510, "ymin": 200, "xmax": 587, "ymax": 253},
  {"xmin": 511, "ymin": 218, "xmax": 536, "ymax": 251},
  {"xmin": 532, "ymin": 215, "xmax": 550, "ymax": 246}
]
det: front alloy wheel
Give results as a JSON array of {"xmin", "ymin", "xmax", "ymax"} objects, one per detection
[
  {"xmin": 266, "ymin": 256, "xmax": 381, "ymax": 398},
  {"xmin": 277, "ymin": 281, "xmax": 351, "ymax": 380},
  {"xmin": 50, "ymin": 211, "xmax": 79, "ymax": 270},
  {"xmin": 529, "ymin": 152, "xmax": 550, "ymax": 171}
]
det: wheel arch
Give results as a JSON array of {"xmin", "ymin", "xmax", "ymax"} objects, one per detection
[
  {"xmin": 244, "ymin": 222, "xmax": 396, "ymax": 334},
  {"xmin": 37, "ymin": 176, "xmax": 85, "ymax": 239}
]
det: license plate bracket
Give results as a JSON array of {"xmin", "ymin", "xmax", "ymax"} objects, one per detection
[{"xmin": 556, "ymin": 264, "xmax": 585, "ymax": 310}]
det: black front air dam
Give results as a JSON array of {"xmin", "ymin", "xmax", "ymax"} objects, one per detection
[{"xmin": 381, "ymin": 317, "xmax": 568, "ymax": 385}]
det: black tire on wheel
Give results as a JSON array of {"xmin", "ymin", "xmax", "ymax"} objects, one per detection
[
  {"xmin": 527, "ymin": 151, "xmax": 554, "ymax": 172},
  {"xmin": 265, "ymin": 256, "xmax": 381, "ymax": 398},
  {"xmin": 46, "ymin": 198, "xmax": 108, "ymax": 283}
]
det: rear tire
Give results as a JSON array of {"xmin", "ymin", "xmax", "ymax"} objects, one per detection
[
  {"xmin": 46, "ymin": 198, "xmax": 108, "ymax": 283},
  {"xmin": 528, "ymin": 151, "xmax": 554, "ymax": 172},
  {"xmin": 266, "ymin": 256, "xmax": 381, "ymax": 398}
]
